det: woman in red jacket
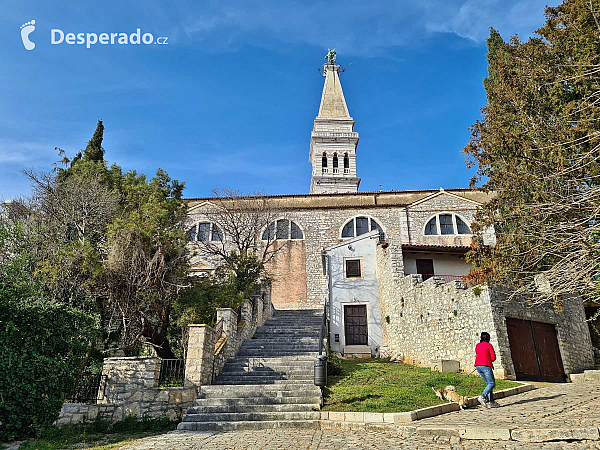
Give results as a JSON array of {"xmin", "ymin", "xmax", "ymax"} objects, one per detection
[{"xmin": 475, "ymin": 332, "xmax": 499, "ymax": 408}]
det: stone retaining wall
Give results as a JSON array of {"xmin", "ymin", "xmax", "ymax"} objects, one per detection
[
  {"xmin": 185, "ymin": 289, "xmax": 273, "ymax": 386},
  {"xmin": 376, "ymin": 245, "xmax": 595, "ymax": 379}
]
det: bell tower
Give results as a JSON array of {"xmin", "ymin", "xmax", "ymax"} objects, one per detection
[{"xmin": 309, "ymin": 51, "xmax": 361, "ymax": 194}]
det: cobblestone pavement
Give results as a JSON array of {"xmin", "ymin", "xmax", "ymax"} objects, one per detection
[
  {"xmin": 419, "ymin": 381, "xmax": 600, "ymax": 428},
  {"xmin": 121, "ymin": 429, "xmax": 600, "ymax": 449},
  {"xmin": 120, "ymin": 382, "xmax": 600, "ymax": 449}
]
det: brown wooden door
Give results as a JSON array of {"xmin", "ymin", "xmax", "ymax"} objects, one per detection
[
  {"xmin": 506, "ymin": 318, "xmax": 566, "ymax": 382},
  {"xmin": 344, "ymin": 305, "xmax": 368, "ymax": 346},
  {"xmin": 531, "ymin": 321, "xmax": 566, "ymax": 382},
  {"xmin": 416, "ymin": 259, "xmax": 434, "ymax": 281}
]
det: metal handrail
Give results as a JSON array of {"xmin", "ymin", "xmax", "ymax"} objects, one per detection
[{"xmin": 318, "ymin": 301, "xmax": 328, "ymax": 356}]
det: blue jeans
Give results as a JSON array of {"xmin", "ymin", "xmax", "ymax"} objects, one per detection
[{"xmin": 476, "ymin": 365, "xmax": 496, "ymax": 402}]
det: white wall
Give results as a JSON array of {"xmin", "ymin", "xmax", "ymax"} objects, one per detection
[
  {"xmin": 403, "ymin": 252, "xmax": 471, "ymax": 276},
  {"xmin": 326, "ymin": 231, "xmax": 383, "ymax": 355}
]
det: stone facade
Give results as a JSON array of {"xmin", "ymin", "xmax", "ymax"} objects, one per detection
[
  {"xmin": 187, "ymin": 189, "xmax": 489, "ymax": 309},
  {"xmin": 376, "ymin": 244, "xmax": 595, "ymax": 379}
]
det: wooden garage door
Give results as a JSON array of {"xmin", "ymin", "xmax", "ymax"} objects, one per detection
[
  {"xmin": 505, "ymin": 318, "xmax": 566, "ymax": 382},
  {"xmin": 344, "ymin": 305, "xmax": 368, "ymax": 346}
]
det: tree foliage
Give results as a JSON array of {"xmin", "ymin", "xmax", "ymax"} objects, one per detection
[
  {"xmin": 16, "ymin": 122, "xmax": 189, "ymax": 358},
  {"xmin": 0, "ymin": 222, "xmax": 97, "ymax": 441},
  {"xmin": 464, "ymin": 0, "xmax": 600, "ymax": 304}
]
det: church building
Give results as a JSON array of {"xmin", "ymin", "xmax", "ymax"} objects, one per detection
[{"xmin": 185, "ymin": 57, "xmax": 596, "ymax": 381}]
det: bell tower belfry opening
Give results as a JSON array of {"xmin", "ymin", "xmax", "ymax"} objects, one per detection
[{"xmin": 309, "ymin": 51, "xmax": 361, "ymax": 194}]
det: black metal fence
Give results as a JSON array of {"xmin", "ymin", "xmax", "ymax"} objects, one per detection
[
  {"xmin": 69, "ymin": 372, "xmax": 105, "ymax": 404},
  {"xmin": 158, "ymin": 359, "xmax": 185, "ymax": 387}
]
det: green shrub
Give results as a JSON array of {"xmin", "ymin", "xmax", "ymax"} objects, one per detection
[{"xmin": 0, "ymin": 297, "xmax": 96, "ymax": 441}]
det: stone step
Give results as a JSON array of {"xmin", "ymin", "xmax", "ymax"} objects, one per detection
[
  {"xmin": 217, "ymin": 368, "xmax": 315, "ymax": 376},
  {"xmin": 194, "ymin": 396, "xmax": 321, "ymax": 407},
  {"xmin": 237, "ymin": 351, "xmax": 319, "ymax": 357},
  {"xmin": 182, "ymin": 411, "xmax": 321, "ymax": 423},
  {"xmin": 177, "ymin": 419, "xmax": 320, "ymax": 432},
  {"xmin": 187, "ymin": 403, "xmax": 319, "ymax": 414},
  {"xmin": 229, "ymin": 356, "xmax": 318, "ymax": 363},
  {"xmin": 239, "ymin": 346, "xmax": 318, "ymax": 351},
  {"xmin": 246, "ymin": 335, "xmax": 319, "ymax": 344},
  {"xmin": 199, "ymin": 385, "xmax": 321, "ymax": 398},
  {"xmin": 214, "ymin": 377, "xmax": 312, "ymax": 386},
  {"xmin": 223, "ymin": 366, "xmax": 313, "ymax": 373}
]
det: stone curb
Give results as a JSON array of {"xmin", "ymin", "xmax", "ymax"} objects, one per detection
[
  {"xmin": 320, "ymin": 383, "xmax": 535, "ymax": 425},
  {"xmin": 318, "ymin": 422, "xmax": 600, "ymax": 443}
]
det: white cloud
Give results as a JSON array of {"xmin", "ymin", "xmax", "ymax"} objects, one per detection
[{"xmin": 173, "ymin": 0, "xmax": 554, "ymax": 56}]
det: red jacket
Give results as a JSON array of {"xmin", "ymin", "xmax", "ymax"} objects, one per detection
[{"xmin": 475, "ymin": 341, "xmax": 496, "ymax": 368}]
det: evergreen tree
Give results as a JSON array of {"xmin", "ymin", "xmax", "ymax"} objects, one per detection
[
  {"xmin": 83, "ymin": 120, "xmax": 105, "ymax": 162},
  {"xmin": 465, "ymin": 0, "xmax": 600, "ymax": 304}
]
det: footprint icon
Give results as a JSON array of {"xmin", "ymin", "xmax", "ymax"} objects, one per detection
[{"xmin": 20, "ymin": 20, "xmax": 35, "ymax": 50}]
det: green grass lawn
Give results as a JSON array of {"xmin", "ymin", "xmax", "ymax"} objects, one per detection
[
  {"xmin": 323, "ymin": 358, "xmax": 521, "ymax": 413},
  {"xmin": 16, "ymin": 416, "xmax": 177, "ymax": 450}
]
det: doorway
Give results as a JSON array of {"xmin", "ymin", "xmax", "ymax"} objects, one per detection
[
  {"xmin": 416, "ymin": 259, "xmax": 434, "ymax": 281},
  {"xmin": 505, "ymin": 318, "xmax": 566, "ymax": 382},
  {"xmin": 344, "ymin": 304, "xmax": 368, "ymax": 346}
]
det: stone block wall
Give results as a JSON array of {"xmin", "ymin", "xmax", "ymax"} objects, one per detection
[
  {"xmin": 376, "ymin": 245, "xmax": 595, "ymax": 379},
  {"xmin": 56, "ymin": 357, "xmax": 197, "ymax": 426},
  {"xmin": 377, "ymin": 243, "xmax": 496, "ymax": 372},
  {"xmin": 55, "ymin": 403, "xmax": 116, "ymax": 427},
  {"xmin": 185, "ymin": 287, "xmax": 273, "ymax": 386}
]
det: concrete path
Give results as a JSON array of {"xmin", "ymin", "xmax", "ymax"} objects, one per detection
[{"xmin": 120, "ymin": 382, "xmax": 600, "ymax": 449}]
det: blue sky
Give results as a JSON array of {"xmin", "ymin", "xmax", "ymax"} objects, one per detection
[{"xmin": 1, "ymin": 0, "xmax": 553, "ymax": 199}]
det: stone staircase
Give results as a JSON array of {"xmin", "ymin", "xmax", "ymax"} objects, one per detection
[{"xmin": 178, "ymin": 309, "xmax": 323, "ymax": 431}]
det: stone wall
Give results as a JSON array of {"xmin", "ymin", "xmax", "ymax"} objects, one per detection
[
  {"xmin": 56, "ymin": 357, "xmax": 196, "ymax": 427},
  {"xmin": 377, "ymin": 243, "xmax": 496, "ymax": 372},
  {"xmin": 99, "ymin": 357, "xmax": 196, "ymax": 421},
  {"xmin": 376, "ymin": 245, "xmax": 595, "ymax": 379},
  {"xmin": 55, "ymin": 403, "xmax": 117, "ymax": 427},
  {"xmin": 266, "ymin": 241, "xmax": 307, "ymax": 310},
  {"xmin": 187, "ymin": 190, "xmax": 483, "ymax": 309},
  {"xmin": 185, "ymin": 288, "xmax": 273, "ymax": 386}
]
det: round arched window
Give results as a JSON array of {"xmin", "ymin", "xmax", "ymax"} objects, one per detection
[
  {"xmin": 187, "ymin": 222, "xmax": 224, "ymax": 242},
  {"xmin": 341, "ymin": 217, "xmax": 384, "ymax": 239},
  {"xmin": 262, "ymin": 219, "xmax": 304, "ymax": 240},
  {"xmin": 424, "ymin": 214, "xmax": 471, "ymax": 235}
]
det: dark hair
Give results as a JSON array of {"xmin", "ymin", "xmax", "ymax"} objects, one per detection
[{"xmin": 480, "ymin": 332, "xmax": 490, "ymax": 343}]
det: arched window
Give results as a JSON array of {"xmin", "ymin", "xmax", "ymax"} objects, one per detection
[
  {"xmin": 333, "ymin": 153, "xmax": 339, "ymax": 173},
  {"xmin": 322, "ymin": 153, "xmax": 328, "ymax": 173},
  {"xmin": 344, "ymin": 153, "xmax": 349, "ymax": 173},
  {"xmin": 262, "ymin": 219, "xmax": 304, "ymax": 240},
  {"xmin": 424, "ymin": 214, "xmax": 471, "ymax": 236},
  {"xmin": 187, "ymin": 222, "xmax": 224, "ymax": 242},
  {"xmin": 341, "ymin": 216, "xmax": 384, "ymax": 239}
]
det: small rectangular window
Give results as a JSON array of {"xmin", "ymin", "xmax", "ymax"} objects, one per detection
[
  {"xmin": 198, "ymin": 223, "xmax": 210, "ymax": 242},
  {"xmin": 345, "ymin": 259, "xmax": 362, "ymax": 278},
  {"xmin": 439, "ymin": 214, "xmax": 454, "ymax": 235},
  {"xmin": 356, "ymin": 217, "xmax": 369, "ymax": 236}
]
